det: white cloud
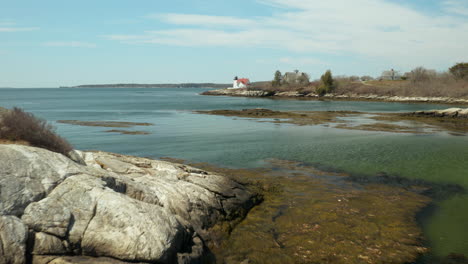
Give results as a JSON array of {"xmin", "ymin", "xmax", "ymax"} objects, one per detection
[
  {"xmin": 0, "ymin": 27, "xmax": 39, "ymax": 32},
  {"xmin": 106, "ymin": 0, "xmax": 468, "ymax": 69},
  {"xmin": 149, "ymin": 13, "xmax": 254, "ymax": 27},
  {"xmin": 43, "ymin": 41, "xmax": 97, "ymax": 48},
  {"xmin": 443, "ymin": 0, "xmax": 468, "ymax": 16}
]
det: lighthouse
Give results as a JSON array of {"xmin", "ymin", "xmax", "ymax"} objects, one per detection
[{"xmin": 231, "ymin": 76, "xmax": 250, "ymax": 89}]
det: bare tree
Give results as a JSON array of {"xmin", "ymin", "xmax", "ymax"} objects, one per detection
[{"xmin": 408, "ymin": 67, "xmax": 435, "ymax": 83}]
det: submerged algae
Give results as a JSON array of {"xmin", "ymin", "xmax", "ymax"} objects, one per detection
[
  {"xmin": 186, "ymin": 160, "xmax": 432, "ymax": 264},
  {"xmin": 334, "ymin": 122, "xmax": 427, "ymax": 134}
]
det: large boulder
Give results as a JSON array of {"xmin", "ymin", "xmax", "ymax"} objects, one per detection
[
  {"xmin": 77, "ymin": 151, "xmax": 257, "ymax": 237},
  {"xmin": 23, "ymin": 174, "xmax": 184, "ymax": 262},
  {"xmin": 0, "ymin": 144, "xmax": 84, "ymax": 216},
  {"xmin": 0, "ymin": 145, "xmax": 257, "ymax": 263}
]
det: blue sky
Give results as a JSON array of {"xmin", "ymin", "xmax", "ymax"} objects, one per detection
[{"xmin": 1, "ymin": 0, "xmax": 468, "ymax": 87}]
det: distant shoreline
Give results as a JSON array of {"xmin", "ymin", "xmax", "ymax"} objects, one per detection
[{"xmin": 60, "ymin": 83, "xmax": 230, "ymax": 89}]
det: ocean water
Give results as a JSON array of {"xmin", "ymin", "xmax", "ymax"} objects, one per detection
[{"xmin": 1, "ymin": 87, "xmax": 467, "ymax": 258}]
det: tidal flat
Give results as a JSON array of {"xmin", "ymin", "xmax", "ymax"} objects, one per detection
[{"xmin": 196, "ymin": 108, "xmax": 468, "ymax": 135}]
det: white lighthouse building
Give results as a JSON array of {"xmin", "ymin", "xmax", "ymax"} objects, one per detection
[{"xmin": 231, "ymin": 76, "xmax": 250, "ymax": 89}]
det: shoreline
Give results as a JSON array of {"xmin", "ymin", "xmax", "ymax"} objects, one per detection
[{"xmin": 201, "ymin": 88, "xmax": 468, "ymax": 105}]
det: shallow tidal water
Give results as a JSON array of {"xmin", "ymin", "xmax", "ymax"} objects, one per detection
[{"xmin": 1, "ymin": 87, "xmax": 467, "ymax": 261}]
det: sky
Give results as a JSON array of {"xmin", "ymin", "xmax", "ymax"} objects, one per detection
[{"xmin": 1, "ymin": 0, "xmax": 468, "ymax": 87}]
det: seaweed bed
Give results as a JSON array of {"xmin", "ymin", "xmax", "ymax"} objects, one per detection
[
  {"xmin": 161, "ymin": 158, "xmax": 467, "ymax": 264},
  {"xmin": 103, "ymin": 129, "xmax": 151, "ymax": 135},
  {"xmin": 372, "ymin": 113, "xmax": 468, "ymax": 135}
]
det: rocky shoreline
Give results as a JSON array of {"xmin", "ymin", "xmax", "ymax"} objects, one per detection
[
  {"xmin": 0, "ymin": 145, "xmax": 260, "ymax": 264},
  {"xmin": 201, "ymin": 88, "xmax": 468, "ymax": 105}
]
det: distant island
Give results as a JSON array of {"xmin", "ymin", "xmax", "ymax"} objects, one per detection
[{"xmin": 60, "ymin": 83, "xmax": 231, "ymax": 89}]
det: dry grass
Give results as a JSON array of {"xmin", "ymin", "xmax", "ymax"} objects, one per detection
[
  {"xmin": 334, "ymin": 76, "xmax": 468, "ymax": 98},
  {"xmin": 0, "ymin": 139, "xmax": 30, "ymax": 145},
  {"xmin": 0, "ymin": 107, "xmax": 73, "ymax": 156}
]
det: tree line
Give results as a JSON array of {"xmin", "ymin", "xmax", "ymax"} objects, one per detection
[{"xmin": 270, "ymin": 63, "xmax": 468, "ymax": 96}]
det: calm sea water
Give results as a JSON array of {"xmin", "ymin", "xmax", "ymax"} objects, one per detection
[{"xmin": 1, "ymin": 87, "xmax": 467, "ymax": 258}]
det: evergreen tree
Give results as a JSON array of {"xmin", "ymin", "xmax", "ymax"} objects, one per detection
[
  {"xmin": 316, "ymin": 70, "xmax": 335, "ymax": 96},
  {"xmin": 272, "ymin": 70, "xmax": 282, "ymax": 87},
  {"xmin": 449, "ymin": 63, "xmax": 468, "ymax": 79}
]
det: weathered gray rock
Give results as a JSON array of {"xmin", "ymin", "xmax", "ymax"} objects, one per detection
[
  {"xmin": 0, "ymin": 144, "xmax": 84, "ymax": 216},
  {"xmin": 22, "ymin": 201, "xmax": 72, "ymax": 238},
  {"xmin": 0, "ymin": 216, "xmax": 28, "ymax": 264},
  {"xmin": 22, "ymin": 173, "xmax": 185, "ymax": 262},
  {"xmin": 77, "ymin": 151, "xmax": 257, "ymax": 237},
  {"xmin": 0, "ymin": 145, "xmax": 257, "ymax": 263},
  {"xmin": 32, "ymin": 232, "xmax": 67, "ymax": 255},
  {"xmin": 67, "ymin": 149, "xmax": 87, "ymax": 165}
]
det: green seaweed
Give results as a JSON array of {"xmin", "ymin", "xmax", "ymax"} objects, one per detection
[{"xmin": 189, "ymin": 160, "xmax": 431, "ymax": 264}]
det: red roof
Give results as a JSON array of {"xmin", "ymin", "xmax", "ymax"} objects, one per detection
[{"xmin": 238, "ymin": 78, "xmax": 250, "ymax": 85}]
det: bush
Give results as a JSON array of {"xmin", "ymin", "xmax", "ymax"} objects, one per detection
[
  {"xmin": 0, "ymin": 107, "xmax": 73, "ymax": 156},
  {"xmin": 408, "ymin": 67, "xmax": 436, "ymax": 83}
]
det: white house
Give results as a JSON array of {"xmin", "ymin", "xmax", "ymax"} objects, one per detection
[
  {"xmin": 282, "ymin": 71, "xmax": 309, "ymax": 85},
  {"xmin": 231, "ymin": 76, "xmax": 251, "ymax": 89},
  {"xmin": 380, "ymin": 69, "xmax": 402, "ymax": 80}
]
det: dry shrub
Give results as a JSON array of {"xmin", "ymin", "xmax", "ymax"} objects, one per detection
[
  {"xmin": 253, "ymin": 69, "xmax": 468, "ymax": 98},
  {"xmin": 0, "ymin": 107, "xmax": 73, "ymax": 156},
  {"xmin": 334, "ymin": 74, "xmax": 468, "ymax": 98}
]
